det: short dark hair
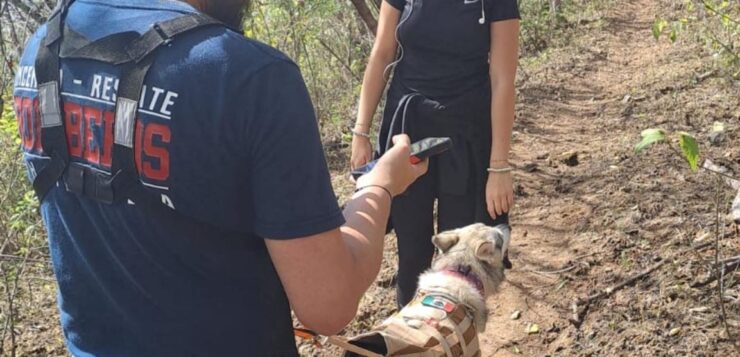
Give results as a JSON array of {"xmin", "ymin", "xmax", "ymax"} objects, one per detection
[{"xmin": 199, "ymin": 0, "xmax": 251, "ymax": 30}]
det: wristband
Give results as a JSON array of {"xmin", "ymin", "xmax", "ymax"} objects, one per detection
[
  {"xmin": 487, "ymin": 167, "xmax": 513, "ymax": 173},
  {"xmin": 350, "ymin": 128, "xmax": 371, "ymax": 139},
  {"xmin": 355, "ymin": 185, "xmax": 393, "ymax": 200}
]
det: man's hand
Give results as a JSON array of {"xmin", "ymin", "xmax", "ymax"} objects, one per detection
[
  {"xmin": 486, "ymin": 171, "xmax": 514, "ymax": 219},
  {"xmin": 357, "ymin": 134, "xmax": 428, "ymax": 196},
  {"xmin": 265, "ymin": 134, "xmax": 427, "ymax": 335}
]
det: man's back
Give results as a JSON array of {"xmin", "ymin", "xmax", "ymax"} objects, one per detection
[{"xmin": 13, "ymin": 0, "xmax": 343, "ymax": 355}]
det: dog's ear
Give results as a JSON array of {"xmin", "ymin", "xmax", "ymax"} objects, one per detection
[
  {"xmin": 475, "ymin": 241, "xmax": 495, "ymax": 260},
  {"xmin": 490, "ymin": 225, "xmax": 510, "ymax": 256},
  {"xmin": 432, "ymin": 231, "xmax": 459, "ymax": 253}
]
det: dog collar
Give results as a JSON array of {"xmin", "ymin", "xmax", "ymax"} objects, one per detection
[{"xmin": 442, "ymin": 265, "xmax": 485, "ymax": 296}]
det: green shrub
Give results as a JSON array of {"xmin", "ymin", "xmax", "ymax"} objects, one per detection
[
  {"xmin": 245, "ymin": 0, "xmax": 371, "ymax": 141},
  {"xmin": 654, "ymin": 0, "xmax": 739, "ymax": 77}
]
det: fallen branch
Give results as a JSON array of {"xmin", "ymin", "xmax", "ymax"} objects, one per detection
[
  {"xmin": 570, "ymin": 241, "xmax": 712, "ymax": 327},
  {"xmin": 696, "ymin": 69, "xmax": 716, "ymax": 82},
  {"xmin": 692, "ymin": 258, "xmax": 740, "ymax": 288},
  {"xmin": 526, "ymin": 264, "xmax": 578, "ymax": 275},
  {"xmin": 0, "ymin": 254, "xmax": 49, "ymax": 264}
]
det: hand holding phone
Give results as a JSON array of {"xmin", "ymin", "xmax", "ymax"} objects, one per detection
[{"xmin": 351, "ymin": 137, "xmax": 452, "ymax": 180}]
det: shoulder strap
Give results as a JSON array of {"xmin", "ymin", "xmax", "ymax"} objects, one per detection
[
  {"xmin": 106, "ymin": 13, "xmax": 223, "ymax": 211},
  {"xmin": 127, "ymin": 13, "xmax": 221, "ymax": 63},
  {"xmin": 32, "ymin": 0, "xmax": 75, "ymax": 200},
  {"xmin": 32, "ymin": 5, "xmax": 224, "ymax": 206},
  {"xmin": 60, "ymin": 31, "xmax": 141, "ymax": 63},
  {"xmin": 61, "ymin": 12, "xmax": 221, "ymax": 65}
]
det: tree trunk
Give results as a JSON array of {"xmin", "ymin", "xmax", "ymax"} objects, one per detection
[{"xmin": 348, "ymin": 0, "xmax": 378, "ymax": 35}]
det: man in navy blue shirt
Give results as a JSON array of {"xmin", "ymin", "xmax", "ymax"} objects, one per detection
[{"xmin": 12, "ymin": 0, "xmax": 427, "ymax": 355}]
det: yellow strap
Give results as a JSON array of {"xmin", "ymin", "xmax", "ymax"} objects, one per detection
[{"xmin": 295, "ymin": 327, "xmax": 384, "ymax": 357}]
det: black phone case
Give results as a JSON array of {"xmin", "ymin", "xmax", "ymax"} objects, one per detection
[{"xmin": 351, "ymin": 137, "xmax": 452, "ymax": 179}]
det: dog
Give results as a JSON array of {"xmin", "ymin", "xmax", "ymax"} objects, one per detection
[{"xmin": 343, "ymin": 223, "xmax": 510, "ymax": 357}]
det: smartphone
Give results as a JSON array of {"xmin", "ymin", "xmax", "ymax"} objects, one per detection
[
  {"xmin": 351, "ymin": 137, "xmax": 452, "ymax": 180},
  {"xmin": 408, "ymin": 137, "xmax": 453, "ymax": 164}
]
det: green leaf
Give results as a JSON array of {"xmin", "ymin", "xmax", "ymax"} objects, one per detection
[
  {"xmin": 722, "ymin": 14, "xmax": 731, "ymax": 27},
  {"xmin": 677, "ymin": 132, "xmax": 700, "ymax": 172},
  {"xmin": 635, "ymin": 128, "xmax": 666, "ymax": 153},
  {"xmin": 652, "ymin": 19, "xmax": 668, "ymax": 40},
  {"xmin": 669, "ymin": 22, "xmax": 683, "ymax": 43}
]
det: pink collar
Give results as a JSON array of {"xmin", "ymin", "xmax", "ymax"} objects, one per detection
[{"xmin": 442, "ymin": 266, "xmax": 485, "ymax": 296}]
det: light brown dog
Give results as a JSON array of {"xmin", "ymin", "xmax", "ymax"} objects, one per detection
[{"xmin": 344, "ymin": 223, "xmax": 510, "ymax": 357}]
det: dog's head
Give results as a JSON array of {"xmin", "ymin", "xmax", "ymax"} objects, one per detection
[{"xmin": 431, "ymin": 223, "xmax": 510, "ymax": 297}]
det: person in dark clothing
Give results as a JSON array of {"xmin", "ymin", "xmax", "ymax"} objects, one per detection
[
  {"xmin": 13, "ymin": 0, "xmax": 427, "ymax": 355},
  {"xmin": 350, "ymin": 0, "xmax": 521, "ymax": 306}
]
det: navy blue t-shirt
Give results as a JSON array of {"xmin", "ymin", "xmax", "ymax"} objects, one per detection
[
  {"xmin": 385, "ymin": 0, "xmax": 520, "ymax": 99},
  {"xmin": 12, "ymin": 0, "xmax": 344, "ymax": 355}
]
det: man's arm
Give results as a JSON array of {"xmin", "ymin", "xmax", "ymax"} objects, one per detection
[{"xmin": 265, "ymin": 135, "xmax": 426, "ymax": 335}]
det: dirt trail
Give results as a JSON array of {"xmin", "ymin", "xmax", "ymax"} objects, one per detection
[
  {"xmin": 326, "ymin": 0, "xmax": 739, "ymax": 355},
  {"xmin": 476, "ymin": 0, "xmax": 738, "ymax": 355}
]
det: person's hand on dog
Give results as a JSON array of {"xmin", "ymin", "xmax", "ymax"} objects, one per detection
[
  {"xmin": 357, "ymin": 134, "xmax": 428, "ymax": 197},
  {"xmin": 486, "ymin": 170, "xmax": 514, "ymax": 220}
]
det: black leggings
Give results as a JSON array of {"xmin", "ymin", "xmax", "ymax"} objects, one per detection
[{"xmin": 391, "ymin": 157, "xmax": 508, "ymax": 307}]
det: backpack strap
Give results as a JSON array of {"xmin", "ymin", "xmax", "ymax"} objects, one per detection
[
  {"xmin": 32, "ymin": 0, "xmax": 75, "ymax": 201},
  {"xmin": 60, "ymin": 12, "xmax": 221, "ymax": 65},
  {"xmin": 32, "ymin": 2, "xmax": 223, "ymax": 210}
]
